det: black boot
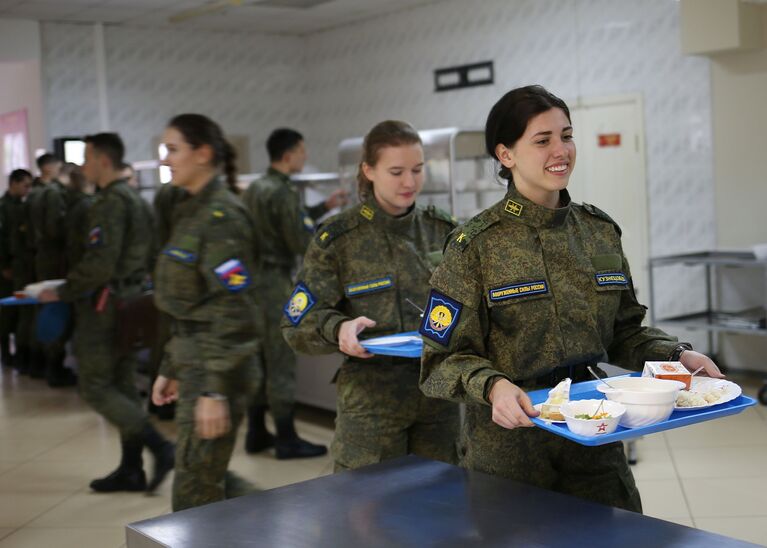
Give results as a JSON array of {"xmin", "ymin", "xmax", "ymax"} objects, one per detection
[
  {"xmin": 90, "ymin": 439, "xmax": 146, "ymax": 492},
  {"xmin": 13, "ymin": 347, "xmax": 29, "ymax": 375},
  {"xmin": 141, "ymin": 423, "xmax": 175, "ymax": 492},
  {"xmin": 274, "ymin": 411, "xmax": 327, "ymax": 460},
  {"xmin": 245, "ymin": 405, "xmax": 274, "ymax": 454},
  {"xmin": 28, "ymin": 349, "xmax": 46, "ymax": 379},
  {"xmin": 46, "ymin": 352, "xmax": 77, "ymax": 388}
]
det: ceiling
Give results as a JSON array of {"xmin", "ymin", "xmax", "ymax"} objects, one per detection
[{"xmin": 0, "ymin": 0, "xmax": 442, "ymax": 35}]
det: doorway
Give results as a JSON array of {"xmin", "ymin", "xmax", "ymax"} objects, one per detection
[{"xmin": 568, "ymin": 94, "xmax": 650, "ymax": 303}]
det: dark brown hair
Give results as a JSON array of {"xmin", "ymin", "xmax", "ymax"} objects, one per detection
[
  {"xmin": 167, "ymin": 114, "xmax": 238, "ymax": 193},
  {"xmin": 356, "ymin": 120, "xmax": 422, "ymax": 201},
  {"xmin": 485, "ymin": 85, "xmax": 571, "ymax": 182}
]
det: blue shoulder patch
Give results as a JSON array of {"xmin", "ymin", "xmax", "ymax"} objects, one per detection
[
  {"xmin": 284, "ymin": 282, "xmax": 316, "ymax": 326},
  {"xmin": 419, "ymin": 289, "xmax": 462, "ymax": 346},
  {"xmin": 301, "ymin": 212, "xmax": 315, "ymax": 233},
  {"xmin": 213, "ymin": 258, "xmax": 251, "ymax": 293},
  {"xmin": 163, "ymin": 247, "xmax": 197, "ymax": 263},
  {"xmin": 87, "ymin": 226, "xmax": 103, "ymax": 248}
]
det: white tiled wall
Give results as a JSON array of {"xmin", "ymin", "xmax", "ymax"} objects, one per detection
[{"xmin": 41, "ymin": 22, "xmax": 305, "ymax": 169}]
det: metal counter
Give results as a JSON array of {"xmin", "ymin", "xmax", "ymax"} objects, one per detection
[{"xmin": 126, "ymin": 456, "xmax": 757, "ymax": 547}]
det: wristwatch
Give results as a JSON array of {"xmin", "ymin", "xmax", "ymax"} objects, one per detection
[
  {"xmin": 201, "ymin": 391, "xmax": 228, "ymax": 401},
  {"xmin": 668, "ymin": 343, "xmax": 693, "ymax": 362}
]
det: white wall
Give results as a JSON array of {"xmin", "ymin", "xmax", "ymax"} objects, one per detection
[
  {"xmin": 41, "ymin": 22, "xmax": 305, "ymax": 168},
  {"xmin": 708, "ymin": 7, "xmax": 767, "ymax": 371},
  {"xmin": 0, "ymin": 19, "xmax": 45, "ymax": 183}
]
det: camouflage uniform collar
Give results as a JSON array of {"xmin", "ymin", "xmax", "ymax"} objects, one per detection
[
  {"xmin": 501, "ymin": 183, "xmax": 571, "ymax": 228},
  {"xmin": 266, "ymin": 167, "xmax": 291, "ymax": 185},
  {"xmin": 101, "ymin": 178, "xmax": 129, "ymax": 192},
  {"xmin": 359, "ymin": 197, "xmax": 417, "ymax": 233}
]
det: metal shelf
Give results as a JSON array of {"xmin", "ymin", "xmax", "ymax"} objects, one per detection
[
  {"xmin": 650, "ymin": 251, "xmax": 767, "ymax": 267},
  {"xmin": 656, "ymin": 310, "xmax": 767, "ymax": 336}
]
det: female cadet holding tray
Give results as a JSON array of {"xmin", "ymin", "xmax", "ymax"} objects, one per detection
[
  {"xmin": 419, "ymin": 85, "xmax": 723, "ymax": 512},
  {"xmin": 151, "ymin": 113, "xmax": 262, "ymax": 511},
  {"xmin": 282, "ymin": 120, "xmax": 459, "ymax": 471}
]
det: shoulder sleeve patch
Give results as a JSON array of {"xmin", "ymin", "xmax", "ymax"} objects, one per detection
[
  {"xmin": 419, "ymin": 289, "xmax": 463, "ymax": 346},
  {"xmin": 87, "ymin": 225, "xmax": 104, "ymax": 248},
  {"xmin": 284, "ymin": 282, "xmax": 316, "ymax": 326},
  {"xmin": 582, "ymin": 203, "xmax": 622, "ymax": 236},
  {"xmin": 425, "ymin": 205, "xmax": 457, "ymax": 227},
  {"xmin": 213, "ymin": 258, "xmax": 251, "ymax": 293}
]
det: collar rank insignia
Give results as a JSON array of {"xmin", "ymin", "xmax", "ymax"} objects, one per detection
[
  {"xmin": 302, "ymin": 212, "xmax": 316, "ymax": 233},
  {"xmin": 504, "ymin": 200, "xmax": 523, "ymax": 217},
  {"xmin": 419, "ymin": 289, "xmax": 462, "ymax": 346},
  {"xmin": 163, "ymin": 247, "xmax": 197, "ymax": 263},
  {"xmin": 284, "ymin": 282, "xmax": 316, "ymax": 326},
  {"xmin": 360, "ymin": 205, "xmax": 375, "ymax": 221},
  {"xmin": 595, "ymin": 272, "xmax": 628, "ymax": 286},
  {"xmin": 87, "ymin": 225, "xmax": 104, "ymax": 248},
  {"xmin": 213, "ymin": 258, "xmax": 251, "ymax": 293}
]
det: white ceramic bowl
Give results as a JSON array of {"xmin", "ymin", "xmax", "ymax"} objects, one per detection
[
  {"xmin": 596, "ymin": 377, "xmax": 685, "ymax": 428},
  {"xmin": 559, "ymin": 399, "xmax": 626, "ymax": 437}
]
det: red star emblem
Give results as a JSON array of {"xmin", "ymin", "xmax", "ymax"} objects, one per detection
[{"xmin": 597, "ymin": 422, "xmax": 608, "ymax": 433}]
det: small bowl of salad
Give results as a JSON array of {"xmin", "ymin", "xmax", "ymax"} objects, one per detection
[{"xmin": 559, "ymin": 399, "xmax": 626, "ymax": 437}]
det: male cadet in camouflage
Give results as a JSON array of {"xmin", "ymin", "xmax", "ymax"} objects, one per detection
[
  {"xmin": 27, "ymin": 153, "xmax": 75, "ymax": 386},
  {"xmin": 241, "ymin": 128, "xmax": 346, "ymax": 459},
  {"xmin": 282, "ymin": 120, "xmax": 460, "ymax": 471},
  {"xmin": 151, "ymin": 113, "xmax": 261, "ymax": 511},
  {"xmin": 39, "ymin": 133, "xmax": 174, "ymax": 493},
  {"xmin": 5, "ymin": 170, "xmax": 38, "ymax": 374},
  {"xmin": 0, "ymin": 169, "xmax": 32, "ymax": 368},
  {"xmin": 419, "ymin": 85, "xmax": 723, "ymax": 513}
]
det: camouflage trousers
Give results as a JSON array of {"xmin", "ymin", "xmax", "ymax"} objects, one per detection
[
  {"xmin": 73, "ymin": 300, "xmax": 147, "ymax": 440},
  {"xmin": 251, "ymin": 270, "xmax": 295, "ymax": 420},
  {"xmin": 333, "ymin": 359, "xmax": 459, "ymax": 472},
  {"xmin": 171, "ymin": 339, "xmax": 261, "ymax": 511},
  {"xmin": 461, "ymin": 403, "xmax": 642, "ymax": 513}
]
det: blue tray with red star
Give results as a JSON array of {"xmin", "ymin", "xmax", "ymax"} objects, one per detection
[
  {"xmin": 528, "ymin": 374, "xmax": 757, "ymax": 446},
  {"xmin": 360, "ymin": 331, "xmax": 423, "ymax": 358}
]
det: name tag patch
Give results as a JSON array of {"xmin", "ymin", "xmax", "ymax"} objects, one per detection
[
  {"xmin": 213, "ymin": 258, "xmax": 251, "ymax": 293},
  {"xmin": 489, "ymin": 280, "xmax": 548, "ymax": 302},
  {"xmin": 595, "ymin": 272, "xmax": 628, "ymax": 286},
  {"xmin": 87, "ymin": 226, "xmax": 103, "ymax": 248},
  {"xmin": 419, "ymin": 289, "xmax": 462, "ymax": 346},
  {"xmin": 163, "ymin": 247, "xmax": 197, "ymax": 263},
  {"xmin": 344, "ymin": 277, "xmax": 393, "ymax": 297},
  {"xmin": 284, "ymin": 283, "xmax": 316, "ymax": 326}
]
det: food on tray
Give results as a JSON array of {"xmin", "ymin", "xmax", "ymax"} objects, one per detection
[
  {"xmin": 642, "ymin": 361, "xmax": 692, "ymax": 390},
  {"xmin": 540, "ymin": 378, "xmax": 571, "ymax": 421},
  {"xmin": 676, "ymin": 386, "xmax": 726, "ymax": 407},
  {"xmin": 575, "ymin": 411, "xmax": 612, "ymax": 420}
]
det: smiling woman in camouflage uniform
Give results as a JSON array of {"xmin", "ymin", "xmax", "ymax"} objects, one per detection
[
  {"xmin": 282, "ymin": 120, "xmax": 459, "ymax": 471},
  {"xmin": 419, "ymin": 85, "xmax": 724, "ymax": 512},
  {"xmin": 151, "ymin": 114, "xmax": 262, "ymax": 511}
]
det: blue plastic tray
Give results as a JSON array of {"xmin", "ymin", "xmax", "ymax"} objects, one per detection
[
  {"xmin": 360, "ymin": 331, "xmax": 422, "ymax": 358},
  {"xmin": 0, "ymin": 296, "xmax": 38, "ymax": 306},
  {"xmin": 529, "ymin": 374, "xmax": 757, "ymax": 446}
]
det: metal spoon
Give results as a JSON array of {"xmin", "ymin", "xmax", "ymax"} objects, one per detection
[{"xmin": 587, "ymin": 366, "xmax": 617, "ymax": 390}]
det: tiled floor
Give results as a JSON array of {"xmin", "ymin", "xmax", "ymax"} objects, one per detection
[{"xmin": 0, "ymin": 367, "xmax": 765, "ymax": 547}]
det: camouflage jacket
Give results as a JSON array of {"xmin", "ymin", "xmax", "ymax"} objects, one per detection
[
  {"xmin": 153, "ymin": 178, "xmax": 260, "ymax": 393},
  {"xmin": 242, "ymin": 167, "xmax": 327, "ymax": 270},
  {"xmin": 63, "ymin": 189, "xmax": 94, "ymax": 269},
  {"xmin": 0, "ymin": 192, "xmax": 23, "ymax": 272},
  {"xmin": 282, "ymin": 198, "xmax": 455, "ymax": 358},
  {"xmin": 57, "ymin": 179, "xmax": 151, "ymax": 301},
  {"xmin": 154, "ymin": 183, "xmax": 188, "ymax": 249},
  {"xmin": 27, "ymin": 179, "xmax": 66, "ymax": 252},
  {"xmin": 420, "ymin": 183, "xmax": 680, "ymax": 406}
]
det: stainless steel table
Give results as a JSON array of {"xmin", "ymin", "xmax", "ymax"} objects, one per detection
[{"xmin": 127, "ymin": 456, "xmax": 757, "ymax": 547}]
